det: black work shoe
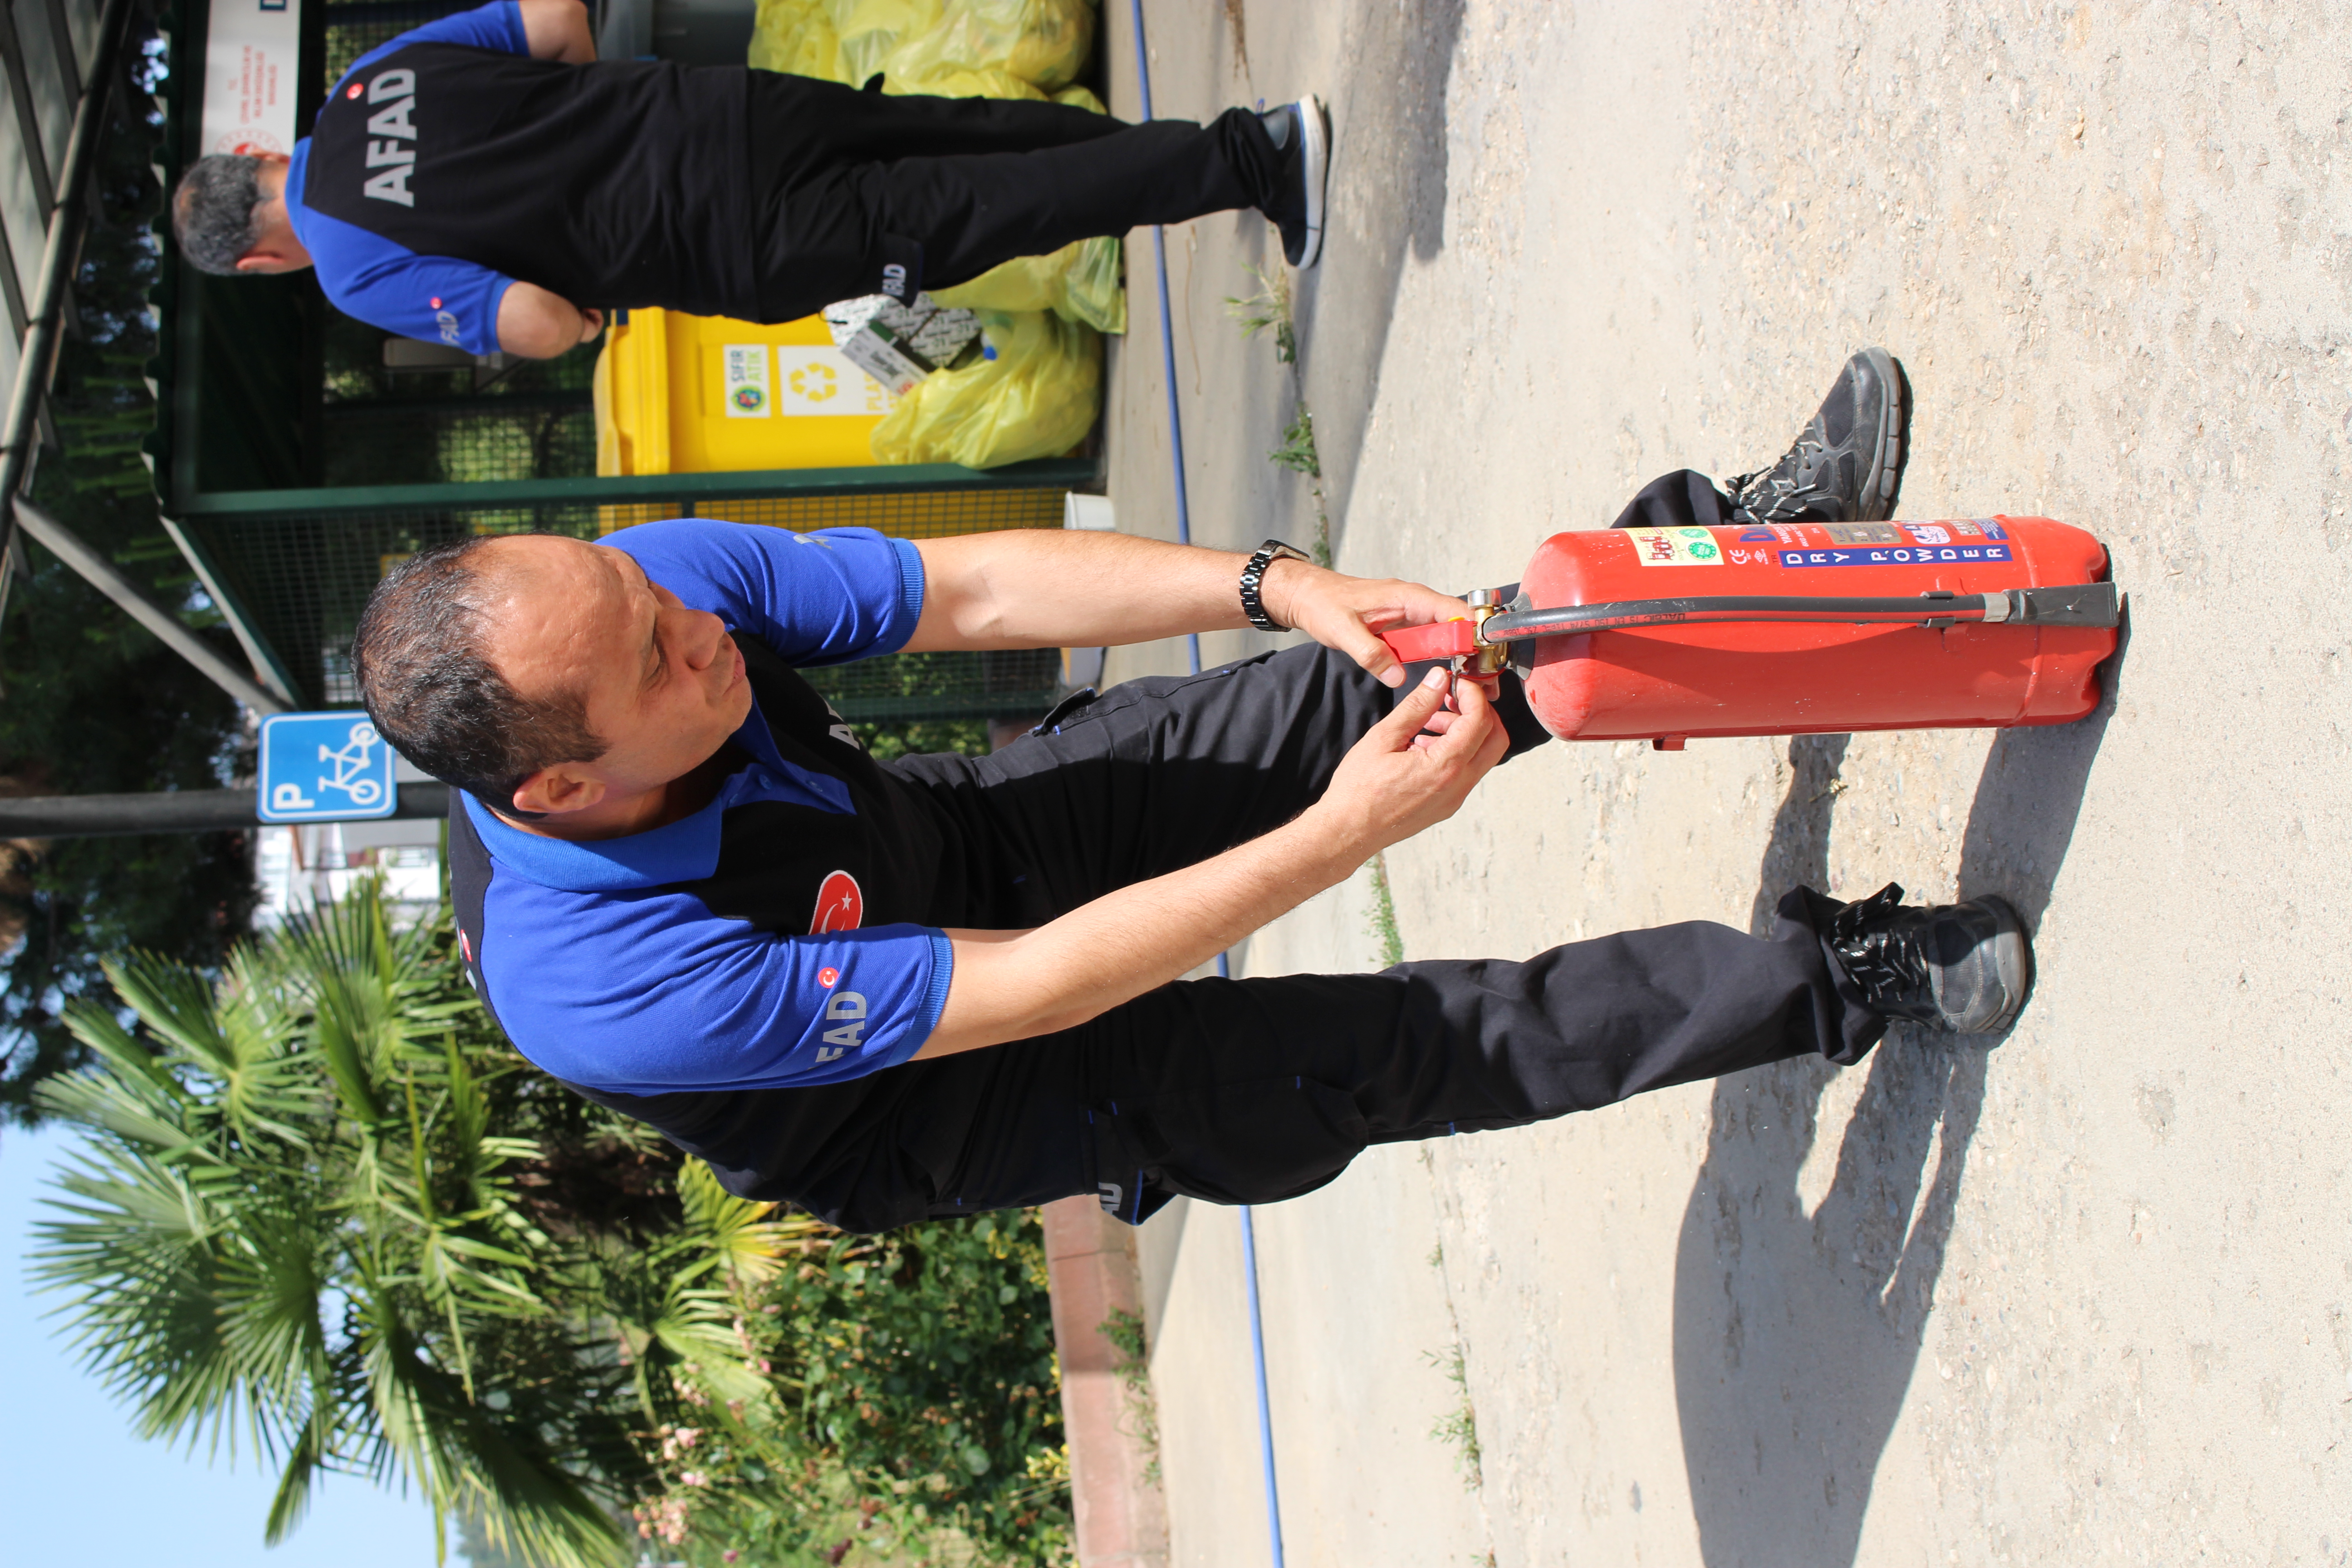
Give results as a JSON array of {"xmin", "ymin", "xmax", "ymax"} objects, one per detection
[
  {"xmin": 1727, "ymin": 348, "xmax": 1911, "ymax": 526},
  {"xmin": 1258, "ymin": 98, "xmax": 1328, "ymax": 269},
  {"xmin": 1815, "ymin": 882, "xmax": 2033, "ymax": 1034}
]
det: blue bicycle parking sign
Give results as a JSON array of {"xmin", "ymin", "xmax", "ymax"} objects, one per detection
[{"xmin": 257, "ymin": 711, "xmax": 398, "ymax": 823}]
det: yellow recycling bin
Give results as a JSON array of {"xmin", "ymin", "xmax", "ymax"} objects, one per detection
[{"xmin": 594, "ymin": 307, "xmax": 901, "ymax": 476}]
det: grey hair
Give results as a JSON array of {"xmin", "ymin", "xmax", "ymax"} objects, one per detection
[
  {"xmin": 353, "ymin": 535, "xmax": 608, "ymax": 814},
  {"xmin": 171, "ymin": 155, "xmax": 269, "ymax": 275}
]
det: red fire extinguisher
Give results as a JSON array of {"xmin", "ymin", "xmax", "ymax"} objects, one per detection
[{"xmin": 1379, "ymin": 517, "xmax": 2121, "ymax": 749}]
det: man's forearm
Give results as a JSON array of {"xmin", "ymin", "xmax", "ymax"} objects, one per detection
[
  {"xmin": 916, "ymin": 672, "xmax": 1506, "ymax": 1059},
  {"xmin": 920, "ymin": 808, "xmax": 1364, "ymax": 1058},
  {"xmin": 906, "ymin": 530, "xmax": 1257, "ymax": 652}
]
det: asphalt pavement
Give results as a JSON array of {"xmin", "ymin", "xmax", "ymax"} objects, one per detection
[{"xmin": 1098, "ymin": 4, "xmax": 2352, "ymax": 1563}]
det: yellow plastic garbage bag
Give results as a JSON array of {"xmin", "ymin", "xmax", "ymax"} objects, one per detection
[
  {"xmin": 930, "ymin": 236, "xmax": 1124, "ymax": 334},
  {"xmin": 870, "ymin": 309, "xmax": 1100, "ymax": 467},
  {"xmin": 881, "ymin": 0, "xmax": 1097, "ymax": 94},
  {"xmin": 833, "ymin": 0, "xmax": 942, "ymax": 86},
  {"xmin": 748, "ymin": 0, "xmax": 847, "ymax": 80}
]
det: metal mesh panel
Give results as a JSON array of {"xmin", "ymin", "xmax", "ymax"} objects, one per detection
[
  {"xmin": 182, "ymin": 490, "xmax": 1071, "ymax": 722},
  {"xmin": 323, "ymin": 0, "xmax": 485, "ymax": 83}
]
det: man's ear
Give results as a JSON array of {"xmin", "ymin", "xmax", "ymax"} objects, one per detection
[{"xmin": 510, "ymin": 761, "xmax": 607, "ymax": 818}]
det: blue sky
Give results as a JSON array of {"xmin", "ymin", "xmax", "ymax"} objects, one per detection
[{"xmin": 0, "ymin": 1122, "xmax": 452, "ymax": 1565}]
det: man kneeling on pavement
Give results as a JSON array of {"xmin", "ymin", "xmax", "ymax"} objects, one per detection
[{"xmin": 353, "ymin": 350, "xmax": 2030, "ymax": 1232}]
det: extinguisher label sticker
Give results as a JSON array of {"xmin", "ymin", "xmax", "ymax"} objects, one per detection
[
  {"xmin": 1779, "ymin": 544, "xmax": 2014, "ymax": 568},
  {"xmin": 1820, "ymin": 522, "xmax": 1905, "ymax": 545},
  {"xmin": 1627, "ymin": 526, "xmax": 1725, "ymax": 566}
]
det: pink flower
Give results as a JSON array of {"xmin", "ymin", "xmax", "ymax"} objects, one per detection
[
  {"xmin": 681, "ymin": 1470, "xmax": 710, "ymax": 1488},
  {"xmin": 723, "ymin": 1553, "xmax": 741, "ymax": 1563}
]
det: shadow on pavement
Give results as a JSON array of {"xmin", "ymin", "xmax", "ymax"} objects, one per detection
[
  {"xmin": 1668, "ymin": 626, "xmax": 2123, "ymax": 1563},
  {"xmin": 1291, "ymin": 0, "xmax": 1465, "ymax": 554}
]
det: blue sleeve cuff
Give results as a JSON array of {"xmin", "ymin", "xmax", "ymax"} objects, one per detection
[
  {"xmin": 917, "ymin": 930, "xmax": 955, "ymax": 1044},
  {"xmin": 497, "ymin": 0, "xmax": 529, "ymax": 52},
  {"xmin": 886, "ymin": 536, "xmax": 926, "ymax": 652}
]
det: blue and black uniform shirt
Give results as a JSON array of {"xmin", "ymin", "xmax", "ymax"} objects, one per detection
[
  {"xmin": 448, "ymin": 520, "xmax": 958, "ymax": 1096},
  {"xmin": 285, "ymin": 0, "xmax": 757, "ymax": 352}
]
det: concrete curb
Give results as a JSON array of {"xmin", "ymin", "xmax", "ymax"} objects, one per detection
[{"xmin": 1042, "ymin": 1195, "xmax": 1169, "ymax": 1568}]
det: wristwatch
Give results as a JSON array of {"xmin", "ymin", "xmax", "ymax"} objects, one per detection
[{"xmin": 1240, "ymin": 540, "xmax": 1313, "ymax": 631}]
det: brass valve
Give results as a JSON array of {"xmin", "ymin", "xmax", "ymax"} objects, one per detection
[{"xmin": 1465, "ymin": 588, "xmax": 1510, "ymax": 679}]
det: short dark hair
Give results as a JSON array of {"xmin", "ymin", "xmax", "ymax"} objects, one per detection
[
  {"xmin": 172, "ymin": 155, "xmax": 269, "ymax": 275},
  {"xmin": 353, "ymin": 535, "xmax": 606, "ymax": 811}
]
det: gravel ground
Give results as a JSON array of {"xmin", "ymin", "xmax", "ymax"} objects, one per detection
[{"xmin": 1099, "ymin": 3, "xmax": 2352, "ymax": 1563}]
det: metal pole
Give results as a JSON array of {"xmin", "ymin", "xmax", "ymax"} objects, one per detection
[
  {"xmin": 11, "ymin": 498, "xmax": 288, "ymax": 713},
  {"xmin": 0, "ymin": 782, "xmax": 448, "ymax": 838},
  {"xmin": 0, "ymin": 0, "xmax": 137, "ymax": 563}
]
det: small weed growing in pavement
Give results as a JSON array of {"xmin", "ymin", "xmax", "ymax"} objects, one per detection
[
  {"xmin": 1269, "ymin": 405, "xmax": 1321, "ymax": 479},
  {"xmin": 1426, "ymin": 1241, "xmax": 1445, "ymax": 1270},
  {"xmin": 1100, "ymin": 1308, "xmax": 1163, "ymax": 1486},
  {"xmin": 1224, "ymin": 265, "xmax": 1296, "ymax": 363},
  {"xmin": 1367, "ymin": 852, "xmax": 1404, "ymax": 967},
  {"xmin": 1228, "ymin": 263, "xmax": 1331, "ymax": 564},
  {"xmin": 1427, "ymin": 1342, "xmax": 1483, "ymax": 1488}
]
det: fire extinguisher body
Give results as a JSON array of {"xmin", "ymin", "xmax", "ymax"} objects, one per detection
[{"xmin": 1520, "ymin": 517, "xmax": 2116, "ymax": 745}]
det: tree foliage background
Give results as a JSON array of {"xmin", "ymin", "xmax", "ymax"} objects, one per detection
[
  {"xmin": 0, "ymin": 24, "xmax": 259, "ymax": 1122},
  {"xmin": 34, "ymin": 882, "xmax": 1071, "ymax": 1566}
]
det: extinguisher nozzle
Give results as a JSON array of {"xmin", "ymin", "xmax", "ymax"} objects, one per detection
[{"xmin": 2006, "ymin": 582, "xmax": 2122, "ymax": 628}]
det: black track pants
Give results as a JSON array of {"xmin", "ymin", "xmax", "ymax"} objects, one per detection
[
  {"xmin": 1611, "ymin": 468, "xmax": 1740, "ymax": 530},
  {"xmin": 844, "ymin": 639, "xmax": 1885, "ymax": 1230},
  {"xmin": 744, "ymin": 72, "xmax": 1280, "ymax": 321}
]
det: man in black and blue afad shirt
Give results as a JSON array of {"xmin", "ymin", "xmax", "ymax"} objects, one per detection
[
  {"xmin": 353, "ymin": 515, "xmax": 2033, "ymax": 1234},
  {"xmin": 167, "ymin": 0, "xmax": 1328, "ymax": 357}
]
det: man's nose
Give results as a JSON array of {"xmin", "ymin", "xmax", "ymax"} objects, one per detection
[{"xmin": 677, "ymin": 608, "xmax": 729, "ymax": 669}]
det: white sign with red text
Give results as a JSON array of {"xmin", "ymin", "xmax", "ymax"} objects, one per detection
[{"xmin": 201, "ymin": 0, "xmax": 302, "ymax": 157}]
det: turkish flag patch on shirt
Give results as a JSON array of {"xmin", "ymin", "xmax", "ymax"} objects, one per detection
[{"xmin": 810, "ymin": 870, "xmax": 863, "ymax": 933}]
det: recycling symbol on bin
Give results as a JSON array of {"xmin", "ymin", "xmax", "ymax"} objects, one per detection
[{"xmin": 789, "ymin": 362, "xmax": 838, "ymax": 402}]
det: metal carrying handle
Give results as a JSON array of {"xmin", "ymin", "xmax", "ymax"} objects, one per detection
[{"xmin": 1382, "ymin": 583, "xmax": 2121, "ymax": 663}]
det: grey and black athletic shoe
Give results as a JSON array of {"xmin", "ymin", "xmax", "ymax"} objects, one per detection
[
  {"xmin": 1811, "ymin": 882, "xmax": 2033, "ymax": 1034},
  {"xmin": 1727, "ymin": 347, "xmax": 1911, "ymax": 526},
  {"xmin": 1258, "ymin": 98, "xmax": 1329, "ymax": 269}
]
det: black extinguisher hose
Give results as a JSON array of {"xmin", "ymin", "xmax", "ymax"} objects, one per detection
[{"xmin": 1480, "ymin": 582, "xmax": 2121, "ymax": 642}]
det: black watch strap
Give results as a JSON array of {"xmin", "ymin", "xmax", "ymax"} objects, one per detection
[{"xmin": 1240, "ymin": 539, "xmax": 1313, "ymax": 631}]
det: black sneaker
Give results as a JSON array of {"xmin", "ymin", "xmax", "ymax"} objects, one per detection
[
  {"xmin": 1727, "ymin": 348, "xmax": 1911, "ymax": 526},
  {"xmin": 1258, "ymin": 98, "xmax": 1328, "ymax": 269},
  {"xmin": 1812, "ymin": 882, "xmax": 2033, "ymax": 1034}
]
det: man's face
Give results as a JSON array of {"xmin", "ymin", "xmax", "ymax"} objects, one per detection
[{"xmin": 478, "ymin": 535, "xmax": 751, "ymax": 815}]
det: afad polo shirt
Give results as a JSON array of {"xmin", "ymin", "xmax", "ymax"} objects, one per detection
[
  {"xmin": 447, "ymin": 520, "xmax": 955, "ymax": 1097},
  {"xmin": 285, "ymin": 0, "xmax": 756, "ymax": 354}
]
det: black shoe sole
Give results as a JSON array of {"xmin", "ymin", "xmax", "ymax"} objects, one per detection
[{"xmin": 1858, "ymin": 347, "xmax": 1912, "ymax": 522}]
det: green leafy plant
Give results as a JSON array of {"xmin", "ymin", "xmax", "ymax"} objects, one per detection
[
  {"xmin": 34, "ymin": 879, "xmax": 1073, "ymax": 1567},
  {"xmin": 1268, "ymin": 407, "xmax": 1322, "ymax": 480},
  {"xmin": 628, "ymin": 1207, "xmax": 1071, "ymax": 1566},
  {"xmin": 1426, "ymin": 1343, "xmax": 1482, "ymax": 1489},
  {"xmin": 1222, "ymin": 265, "xmax": 1296, "ymax": 364},
  {"xmin": 31, "ymin": 885, "xmax": 673, "ymax": 1565},
  {"xmin": 1366, "ymin": 854, "xmax": 1405, "ymax": 968},
  {"xmin": 1227, "ymin": 264, "xmax": 1332, "ymax": 565},
  {"xmin": 1098, "ymin": 1307, "xmax": 1161, "ymax": 1486}
]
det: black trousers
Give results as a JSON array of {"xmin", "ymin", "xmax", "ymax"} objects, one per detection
[
  {"xmin": 833, "ymin": 637, "xmax": 1886, "ymax": 1231},
  {"xmin": 1612, "ymin": 468, "xmax": 1739, "ymax": 530},
  {"xmin": 744, "ymin": 73, "xmax": 1281, "ymax": 322}
]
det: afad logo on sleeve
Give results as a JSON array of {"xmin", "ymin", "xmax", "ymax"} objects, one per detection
[
  {"xmin": 810, "ymin": 870, "xmax": 862, "ymax": 934},
  {"xmin": 810, "ymin": 872, "xmax": 867, "ymax": 1064}
]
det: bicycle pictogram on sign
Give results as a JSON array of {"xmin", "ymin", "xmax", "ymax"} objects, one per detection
[{"xmin": 258, "ymin": 712, "xmax": 400, "ymax": 823}]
